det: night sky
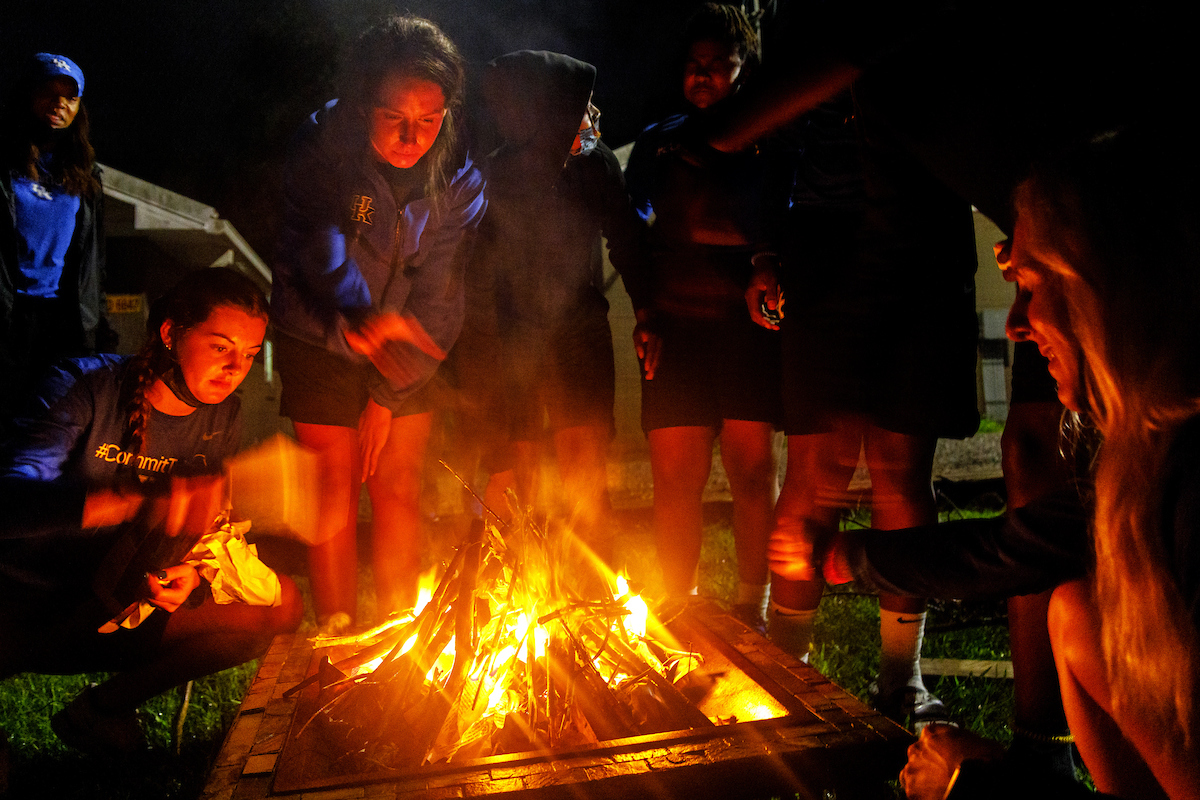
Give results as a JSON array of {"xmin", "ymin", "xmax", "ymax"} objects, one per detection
[{"xmin": 2, "ymin": 0, "xmax": 718, "ymax": 258}]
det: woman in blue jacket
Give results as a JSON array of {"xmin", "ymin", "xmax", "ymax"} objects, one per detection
[{"xmin": 270, "ymin": 16, "xmax": 486, "ymax": 630}]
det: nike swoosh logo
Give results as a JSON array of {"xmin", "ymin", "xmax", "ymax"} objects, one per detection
[{"xmin": 201, "ymin": 431, "xmax": 223, "ymax": 441}]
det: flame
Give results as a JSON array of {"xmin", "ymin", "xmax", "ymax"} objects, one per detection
[
  {"xmin": 308, "ymin": 520, "xmax": 706, "ymax": 766},
  {"xmin": 615, "ymin": 574, "xmax": 648, "ymax": 639}
]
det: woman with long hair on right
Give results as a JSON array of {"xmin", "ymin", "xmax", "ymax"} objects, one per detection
[
  {"xmin": 1016, "ymin": 129, "xmax": 1200, "ymax": 799},
  {"xmin": 772, "ymin": 126, "xmax": 1200, "ymax": 798}
]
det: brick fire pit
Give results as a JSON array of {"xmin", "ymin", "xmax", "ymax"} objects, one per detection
[{"xmin": 201, "ymin": 603, "xmax": 910, "ymax": 800}]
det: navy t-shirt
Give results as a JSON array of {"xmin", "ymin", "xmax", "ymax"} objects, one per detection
[{"xmin": 0, "ymin": 355, "xmax": 242, "ymax": 604}]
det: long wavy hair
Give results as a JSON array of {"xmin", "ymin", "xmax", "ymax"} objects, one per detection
[
  {"xmin": 339, "ymin": 15, "xmax": 465, "ymax": 202},
  {"xmin": 1, "ymin": 68, "xmax": 100, "ymax": 199},
  {"xmin": 1015, "ymin": 127, "xmax": 1200, "ymax": 742},
  {"xmin": 121, "ymin": 268, "xmax": 269, "ymax": 459}
]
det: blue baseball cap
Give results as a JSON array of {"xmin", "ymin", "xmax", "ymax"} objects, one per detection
[{"xmin": 28, "ymin": 53, "xmax": 85, "ymax": 97}]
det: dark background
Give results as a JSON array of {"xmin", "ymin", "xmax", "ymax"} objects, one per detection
[{"xmin": 1, "ymin": 0, "xmax": 731, "ymax": 261}]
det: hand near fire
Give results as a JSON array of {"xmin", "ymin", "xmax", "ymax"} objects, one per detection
[
  {"xmin": 899, "ymin": 723, "xmax": 1003, "ymax": 800},
  {"xmin": 632, "ymin": 308, "xmax": 662, "ymax": 380},
  {"xmin": 745, "ymin": 255, "xmax": 783, "ymax": 330},
  {"xmin": 767, "ymin": 518, "xmax": 853, "ymax": 584},
  {"xmin": 358, "ymin": 398, "xmax": 392, "ymax": 479},
  {"xmin": 344, "ymin": 311, "xmax": 446, "ymax": 370},
  {"xmin": 82, "ymin": 486, "xmax": 145, "ymax": 528},
  {"xmin": 144, "ymin": 564, "xmax": 201, "ymax": 613},
  {"xmin": 164, "ymin": 474, "xmax": 228, "ymax": 539}
]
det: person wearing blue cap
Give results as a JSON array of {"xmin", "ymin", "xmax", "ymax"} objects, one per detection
[{"xmin": 1, "ymin": 52, "xmax": 107, "ymax": 441}]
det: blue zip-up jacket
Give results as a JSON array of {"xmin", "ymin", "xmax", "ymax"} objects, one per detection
[{"xmin": 271, "ymin": 100, "xmax": 487, "ymax": 412}]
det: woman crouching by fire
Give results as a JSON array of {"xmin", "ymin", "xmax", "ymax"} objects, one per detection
[
  {"xmin": 770, "ymin": 126, "xmax": 1200, "ymax": 798},
  {"xmin": 269, "ymin": 15, "xmax": 485, "ymax": 633},
  {"xmin": 0, "ymin": 268, "xmax": 302, "ymax": 755}
]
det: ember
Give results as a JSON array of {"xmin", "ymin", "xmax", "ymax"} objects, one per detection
[{"xmin": 282, "ymin": 513, "xmax": 779, "ymax": 775}]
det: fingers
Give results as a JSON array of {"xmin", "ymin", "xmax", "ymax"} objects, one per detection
[
  {"xmin": 632, "ymin": 327, "xmax": 662, "ymax": 380},
  {"xmin": 745, "ymin": 283, "xmax": 782, "ymax": 330},
  {"xmin": 165, "ymin": 474, "xmax": 227, "ymax": 538},
  {"xmin": 642, "ymin": 335, "xmax": 661, "ymax": 380},
  {"xmin": 361, "ymin": 431, "xmax": 386, "ymax": 478},
  {"xmin": 767, "ymin": 524, "xmax": 816, "ymax": 582},
  {"xmin": 357, "ymin": 400, "xmax": 392, "ymax": 479},
  {"xmin": 344, "ymin": 328, "xmax": 370, "ymax": 355},
  {"xmin": 345, "ymin": 312, "xmax": 446, "ymax": 361},
  {"xmin": 145, "ymin": 564, "xmax": 201, "ymax": 613}
]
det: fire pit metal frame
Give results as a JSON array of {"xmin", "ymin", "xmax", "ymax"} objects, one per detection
[{"xmin": 202, "ymin": 603, "xmax": 911, "ymax": 800}]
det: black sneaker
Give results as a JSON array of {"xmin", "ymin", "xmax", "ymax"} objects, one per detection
[
  {"xmin": 870, "ymin": 683, "xmax": 956, "ymax": 732},
  {"xmin": 730, "ymin": 603, "xmax": 768, "ymax": 636},
  {"xmin": 50, "ymin": 687, "xmax": 144, "ymax": 756}
]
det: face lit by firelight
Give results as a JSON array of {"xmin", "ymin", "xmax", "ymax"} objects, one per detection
[
  {"xmin": 682, "ymin": 39, "xmax": 744, "ymax": 110},
  {"xmin": 161, "ymin": 305, "xmax": 267, "ymax": 406},
  {"xmin": 369, "ymin": 72, "xmax": 447, "ymax": 169},
  {"xmin": 1001, "ymin": 213, "xmax": 1087, "ymax": 412}
]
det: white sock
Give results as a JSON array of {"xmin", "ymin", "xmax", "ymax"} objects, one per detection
[
  {"xmin": 737, "ymin": 581, "xmax": 771, "ymax": 617},
  {"xmin": 879, "ymin": 610, "xmax": 927, "ymax": 697},
  {"xmin": 769, "ymin": 602, "xmax": 818, "ymax": 661}
]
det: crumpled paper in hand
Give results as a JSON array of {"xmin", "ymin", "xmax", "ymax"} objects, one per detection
[{"xmin": 99, "ymin": 519, "xmax": 282, "ymax": 632}]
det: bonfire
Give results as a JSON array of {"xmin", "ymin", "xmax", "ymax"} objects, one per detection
[{"xmin": 285, "ymin": 505, "xmax": 710, "ymax": 774}]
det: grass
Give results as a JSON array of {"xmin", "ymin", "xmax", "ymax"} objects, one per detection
[
  {"xmin": 0, "ymin": 665, "xmax": 256, "ymax": 800},
  {"xmin": 1, "ymin": 484, "xmax": 1016, "ymax": 799}
]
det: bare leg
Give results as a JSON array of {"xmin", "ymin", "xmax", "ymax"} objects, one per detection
[
  {"xmin": 92, "ymin": 577, "xmax": 304, "ymax": 712},
  {"xmin": 554, "ymin": 424, "xmax": 611, "ymax": 528},
  {"xmin": 864, "ymin": 426, "xmax": 937, "ymax": 619},
  {"xmin": 719, "ymin": 420, "xmax": 778, "ymax": 587},
  {"xmin": 1049, "ymin": 579, "xmax": 1198, "ymax": 799},
  {"xmin": 481, "ymin": 468, "xmax": 516, "ymax": 525},
  {"xmin": 649, "ymin": 426, "xmax": 716, "ymax": 596},
  {"xmin": 555, "ymin": 424, "xmax": 613, "ymax": 562},
  {"xmin": 862, "ymin": 426, "xmax": 939, "ymax": 717},
  {"xmin": 367, "ymin": 411, "xmax": 433, "ymax": 616},
  {"xmin": 294, "ymin": 422, "xmax": 360, "ymax": 622},
  {"xmin": 771, "ymin": 428, "xmax": 859, "ymax": 613},
  {"xmin": 513, "ymin": 440, "xmax": 542, "ymax": 512}
]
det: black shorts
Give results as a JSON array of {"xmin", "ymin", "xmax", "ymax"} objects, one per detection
[
  {"xmin": 641, "ymin": 313, "xmax": 782, "ymax": 432},
  {"xmin": 780, "ymin": 290, "xmax": 980, "ymax": 439},
  {"xmin": 275, "ymin": 331, "xmax": 431, "ymax": 427}
]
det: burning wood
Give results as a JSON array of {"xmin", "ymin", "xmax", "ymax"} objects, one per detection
[{"xmin": 284, "ymin": 512, "xmax": 714, "ymax": 774}]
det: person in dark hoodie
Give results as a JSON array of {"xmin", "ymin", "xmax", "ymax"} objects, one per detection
[
  {"xmin": 271, "ymin": 16, "xmax": 486, "ymax": 631},
  {"xmin": 449, "ymin": 50, "xmax": 642, "ymax": 549},
  {"xmin": 623, "ymin": 4, "xmax": 783, "ymax": 628}
]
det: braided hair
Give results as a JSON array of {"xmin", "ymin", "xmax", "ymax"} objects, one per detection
[{"xmin": 121, "ymin": 268, "xmax": 269, "ymax": 459}]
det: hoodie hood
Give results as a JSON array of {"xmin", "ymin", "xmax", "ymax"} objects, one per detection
[{"xmin": 483, "ymin": 51, "xmax": 596, "ymax": 171}]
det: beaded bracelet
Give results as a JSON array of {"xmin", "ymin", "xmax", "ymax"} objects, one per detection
[{"xmin": 1012, "ymin": 724, "xmax": 1076, "ymax": 744}]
